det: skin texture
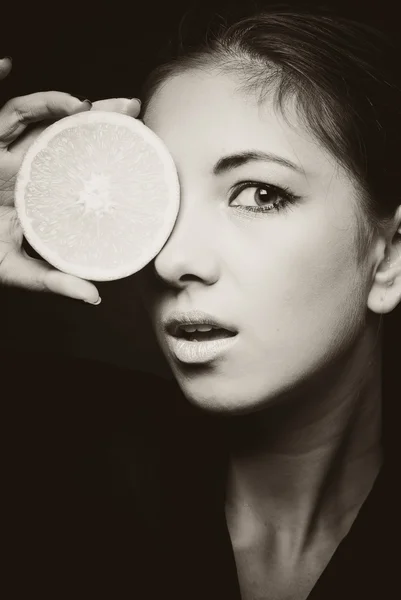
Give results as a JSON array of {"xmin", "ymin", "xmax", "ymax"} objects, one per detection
[{"xmin": 140, "ymin": 69, "xmax": 379, "ymax": 414}]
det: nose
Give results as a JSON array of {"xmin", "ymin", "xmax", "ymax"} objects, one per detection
[{"xmin": 153, "ymin": 196, "xmax": 220, "ymax": 289}]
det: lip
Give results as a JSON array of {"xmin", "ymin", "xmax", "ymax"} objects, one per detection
[
  {"xmin": 162, "ymin": 310, "xmax": 239, "ymax": 365},
  {"xmin": 166, "ymin": 335, "xmax": 239, "ymax": 364},
  {"xmin": 163, "ymin": 310, "xmax": 237, "ymax": 337}
]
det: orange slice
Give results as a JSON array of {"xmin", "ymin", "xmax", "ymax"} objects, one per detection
[{"xmin": 15, "ymin": 110, "xmax": 180, "ymax": 281}]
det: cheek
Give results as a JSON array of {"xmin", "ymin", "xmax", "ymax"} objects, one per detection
[
  {"xmin": 133, "ymin": 268, "xmax": 158, "ymax": 314},
  {"xmin": 238, "ymin": 208, "xmax": 365, "ymax": 337}
]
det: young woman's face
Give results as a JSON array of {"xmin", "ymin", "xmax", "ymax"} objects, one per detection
[{"xmin": 139, "ymin": 69, "xmax": 372, "ymax": 413}]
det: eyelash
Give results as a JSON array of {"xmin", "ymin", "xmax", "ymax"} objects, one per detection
[{"xmin": 228, "ymin": 181, "xmax": 301, "ymax": 214}]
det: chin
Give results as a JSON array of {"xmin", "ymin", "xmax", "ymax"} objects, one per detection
[{"xmin": 171, "ymin": 367, "xmax": 281, "ymax": 416}]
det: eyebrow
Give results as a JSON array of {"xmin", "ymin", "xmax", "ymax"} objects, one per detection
[{"xmin": 212, "ymin": 151, "xmax": 302, "ymax": 175}]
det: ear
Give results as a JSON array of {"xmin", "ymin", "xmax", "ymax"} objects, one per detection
[{"xmin": 368, "ymin": 206, "xmax": 401, "ymax": 314}]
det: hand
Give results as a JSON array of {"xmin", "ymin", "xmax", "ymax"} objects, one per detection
[{"xmin": 0, "ymin": 57, "xmax": 141, "ymax": 304}]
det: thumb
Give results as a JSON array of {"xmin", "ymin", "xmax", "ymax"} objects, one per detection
[{"xmin": 1, "ymin": 251, "xmax": 101, "ymax": 304}]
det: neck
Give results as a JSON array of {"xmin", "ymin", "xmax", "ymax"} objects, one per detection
[{"xmin": 225, "ymin": 324, "xmax": 383, "ymax": 547}]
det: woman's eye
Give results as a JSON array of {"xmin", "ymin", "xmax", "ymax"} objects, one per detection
[{"xmin": 229, "ymin": 182, "xmax": 299, "ymax": 213}]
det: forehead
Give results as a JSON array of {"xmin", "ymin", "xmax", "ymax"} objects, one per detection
[{"xmin": 144, "ymin": 69, "xmax": 336, "ymax": 177}]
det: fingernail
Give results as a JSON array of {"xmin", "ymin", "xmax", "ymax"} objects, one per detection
[
  {"xmin": 85, "ymin": 296, "xmax": 101, "ymax": 305},
  {"xmin": 131, "ymin": 98, "xmax": 142, "ymax": 106},
  {"xmin": 81, "ymin": 99, "xmax": 93, "ymax": 108}
]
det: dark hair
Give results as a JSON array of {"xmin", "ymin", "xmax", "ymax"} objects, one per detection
[{"xmin": 142, "ymin": 4, "xmax": 401, "ymax": 230}]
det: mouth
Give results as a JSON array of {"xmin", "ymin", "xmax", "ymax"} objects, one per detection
[
  {"xmin": 171, "ymin": 325, "xmax": 236, "ymax": 342},
  {"xmin": 163, "ymin": 310, "xmax": 239, "ymax": 364}
]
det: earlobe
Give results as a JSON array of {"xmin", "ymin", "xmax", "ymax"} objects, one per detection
[
  {"xmin": 368, "ymin": 211, "xmax": 401, "ymax": 314},
  {"xmin": 368, "ymin": 265, "xmax": 401, "ymax": 314}
]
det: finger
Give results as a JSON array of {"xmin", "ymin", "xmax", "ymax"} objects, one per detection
[
  {"xmin": 8, "ymin": 123, "xmax": 48, "ymax": 156},
  {"xmin": 92, "ymin": 97, "xmax": 141, "ymax": 117},
  {"xmin": 11, "ymin": 98, "xmax": 142, "ymax": 156},
  {"xmin": 0, "ymin": 251, "xmax": 101, "ymax": 304},
  {"xmin": 0, "ymin": 57, "xmax": 12, "ymax": 81},
  {"xmin": 0, "ymin": 92, "xmax": 92, "ymax": 148}
]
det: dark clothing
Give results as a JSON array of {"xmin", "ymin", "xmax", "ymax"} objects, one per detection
[{"xmin": 3, "ymin": 351, "xmax": 396, "ymax": 599}]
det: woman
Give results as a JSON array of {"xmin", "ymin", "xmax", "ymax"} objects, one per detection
[{"xmin": 2, "ymin": 4, "xmax": 400, "ymax": 599}]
